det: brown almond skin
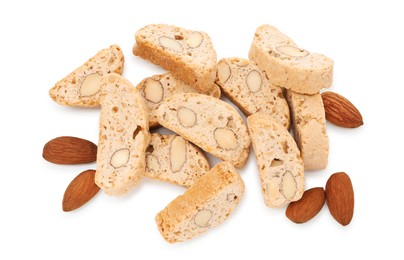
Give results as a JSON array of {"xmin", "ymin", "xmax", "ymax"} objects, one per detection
[
  {"xmin": 63, "ymin": 169, "xmax": 100, "ymax": 212},
  {"xmin": 286, "ymin": 187, "xmax": 325, "ymax": 224},
  {"xmin": 43, "ymin": 136, "xmax": 97, "ymax": 164},
  {"xmin": 321, "ymin": 92, "xmax": 363, "ymax": 128},
  {"xmin": 326, "ymin": 172, "xmax": 354, "ymax": 226}
]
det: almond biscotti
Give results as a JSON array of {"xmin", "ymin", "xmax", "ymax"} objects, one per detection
[
  {"xmin": 145, "ymin": 133, "xmax": 210, "ymax": 187},
  {"xmin": 155, "ymin": 161, "xmax": 244, "ymax": 243},
  {"xmin": 286, "ymin": 90, "xmax": 329, "ymax": 170},
  {"xmin": 247, "ymin": 113, "xmax": 304, "ymax": 207},
  {"xmin": 49, "ymin": 45, "xmax": 124, "ymax": 107},
  {"xmin": 133, "ymin": 24, "xmax": 217, "ymax": 92},
  {"xmin": 156, "ymin": 93, "xmax": 250, "ymax": 168},
  {"xmin": 216, "ymin": 57, "xmax": 290, "ymax": 128},
  {"xmin": 136, "ymin": 73, "xmax": 221, "ymax": 128},
  {"xmin": 96, "ymin": 73, "xmax": 150, "ymax": 196},
  {"xmin": 249, "ymin": 25, "xmax": 333, "ymax": 94}
]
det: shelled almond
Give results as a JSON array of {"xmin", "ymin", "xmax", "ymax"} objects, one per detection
[
  {"xmin": 43, "ymin": 136, "xmax": 97, "ymax": 165},
  {"xmin": 322, "ymin": 92, "xmax": 363, "ymax": 128},
  {"xmin": 286, "ymin": 187, "xmax": 325, "ymax": 224},
  {"xmin": 326, "ymin": 172, "xmax": 355, "ymax": 226},
  {"xmin": 63, "ymin": 169, "xmax": 100, "ymax": 212}
]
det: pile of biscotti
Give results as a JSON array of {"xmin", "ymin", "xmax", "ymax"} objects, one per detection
[{"xmin": 48, "ymin": 24, "xmax": 338, "ymax": 243}]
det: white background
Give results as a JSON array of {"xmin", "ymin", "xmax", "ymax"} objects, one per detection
[{"xmin": 0, "ymin": 0, "xmax": 402, "ymax": 259}]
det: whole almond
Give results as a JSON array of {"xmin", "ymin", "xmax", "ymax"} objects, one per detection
[
  {"xmin": 321, "ymin": 92, "xmax": 363, "ymax": 128},
  {"xmin": 63, "ymin": 169, "xmax": 100, "ymax": 212},
  {"xmin": 325, "ymin": 172, "xmax": 354, "ymax": 226},
  {"xmin": 43, "ymin": 136, "xmax": 97, "ymax": 164},
  {"xmin": 286, "ymin": 187, "xmax": 325, "ymax": 224}
]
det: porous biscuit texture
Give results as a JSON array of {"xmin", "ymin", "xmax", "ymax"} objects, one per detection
[
  {"xmin": 145, "ymin": 133, "xmax": 210, "ymax": 187},
  {"xmin": 216, "ymin": 57, "xmax": 290, "ymax": 128},
  {"xmin": 156, "ymin": 93, "xmax": 251, "ymax": 168},
  {"xmin": 49, "ymin": 45, "xmax": 124, "ymax": 107},
  {"xmin": 133, "ymin": 24, "xmax": 217, "ymax": 92},
  {"xmin": 96, "ymin": 74, "xmax": 150, "ymax": 196},
  {"xmin": 248, "ymin": 113, "xmax": 304, "ymax": 207},
  {"xmin": 137, "ymin": 73, "xmax": 221, "ymax": 128},
  {"xmin": 155, "ymin": 162, "xmax": 245, "ymax": 243},
  {"xmin": 286, "ymin": 90, "xmax": 329, "ymax": 170},
  {"xmin": 249, "ymin": 25, "xmax": 333, "ymax": 94}
]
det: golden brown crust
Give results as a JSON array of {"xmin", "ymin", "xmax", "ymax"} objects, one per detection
[
  {"xmin": 133, "ymin": 24, "xmax": 217, "ymax": 92},
  {"xmin": 155, "ymin": 162, "xmax": 244, "ymax": 243},
  {"xmin": 134, "ymin": 41, "xmax": 195, "ymax": 81}
]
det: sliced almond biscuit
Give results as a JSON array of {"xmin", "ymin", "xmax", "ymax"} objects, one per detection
[
  {"xmin": 286, "ymin": 90, "xmax": 329, "ymax": 170},
  {"xmin": 155, "ymin": 161, "xmax": 244, "ymax": 243},
  {"xmin": 137, "ymin": 73, "xmax": 221, "ymax": 128},
  {"xmin": 96, "ymin": 73, "xmax": 150, "ymax": 196},
  {"xmin": 156, "ymin": 93, "xmax": 250, "ymax": 168},
  {"xmin": 247, "ymin": 113, "xmax": 304, "ymax": 207},
  {"xmin": 49, "ymin": 45, "xmax": 124, "ymax": 107},
  {"xmin": 249, "ymin": 25, "xmax": 333, "ymax": 94},
  {"xmin": 145, "ymin": 133, "xmax": 210, "ymax": 187},
  {"xmin": 133, "ymin": 24, "xmax": 217, "ymax": 93},
  {"xmin": 216, "ymin": 57, "xmax": 290, "ymax": 128}
]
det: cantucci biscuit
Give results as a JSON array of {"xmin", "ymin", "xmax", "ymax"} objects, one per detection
[
  {"xmin": 286, "ymin": 90, "xmax": 329, "ymax": 170},
  {"xmin": 145, "ymin": 133, "xmax": 210, "ymax": 187},
  {"xmin": 133, "ymin": 24, "xmax": 217, "ymax": 92},
  {"xmin": 49, "ymin": 45, "xmax": 124, "ymax": 107},
  {"xmin": 216, "ymin": 57, "xmax": 290, "ymax": 128},
  {"xmin": 155, "ymin": 162, "xmax": 244, "ymax": 243},
  {"xmin": 156, "ymin": 93, "xmax": 250, "ymax": 168},
  {"xmin": 95, "ymin": 74, "xmax": 150, "ymax": 196},
  {"xmin": 249, "ymin": 25, "xmax": 333, "ymax": 94},
  {"xmin": 136, "ymin": 73, "xmax": 221, "ymax": 128},
  {"xmin": 247, "ymin": 113, "xmax": 304, "ymax": 207}
]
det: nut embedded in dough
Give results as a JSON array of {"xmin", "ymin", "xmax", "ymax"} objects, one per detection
[
  {"xmin": 281, "ymin": 171, "xmax": 298, "ymax": 200},
  {"xmin": 158, "ymin": 36, "xmax": 183, "ymax": 52},
  {"xmin": 187, "ymin": 32, "xmax": 204, "ymax": 48},
  {"xmin": 245, "ymin": 70, "xmax": 262, "ymax": 93},
  {"xmin": 276, "ymin": 45, "xmax": 309, "ymax": 58},
  {"xmin": 110, "ymin": 148, "xmax": 130, "ymax": 168},
  {"xmin": 214, "ymin": 128, "xmax": 238, "ymax": 150},
  {"xmin": 143, "ymin": 78, "xmax": 164, "ymax": 103},
  {"xmin": 170, "ymin": 136, "xmax": 187, "ymax": 172},
  {"xmin": 217, "ymin": 61, "xmax": 231, "ymax": 84},
  {"xmin": 177, "ymin": 107, "xmax": 197, "ymax": 128},
  {"xmin": 194, "ymin": 209, "xmax": 212, "ymax": 227},
  {"xmin": 80, "ymin": 73, "xmax": 102, "ymax": 97}
]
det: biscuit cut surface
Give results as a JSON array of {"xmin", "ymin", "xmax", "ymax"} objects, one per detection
[
  {"xmin": 133, "ymin": 24, "xmax": 217, "ymax": 92},
  {"xmin": 145, "ymin": 133, "xmax": 210, "ymax": 187},
  {"xmin": 247, "ymin": 113, "xmax": 304, "ymax": 207},
  {"xmin": 136, "ymin": 73, "xmax": 221, "ymax": 128},
  {"xmin": 156, "ymin": 93, "xmax": 250, "ymax": 168},
  {"xmin": 286, "ymin": 90, "xmax": 329, "ymax": 170},
  {"xmin": 49, "ymin": 45, "xmax": 124, "ymax": 107},
  {"xmin": 249, "ymin": 25, "xmax": 333, "ymax": 94},
  {"xmin": 95, "ymin": 73, "xmax": 150, "ymax": 196},
  {"xmin": 155, "ymin": 161, "xmax": 245, "ymax": 243},
  {"xmin": 216, "ymin": 57, "xmax": 290, "ymax": 128}
]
